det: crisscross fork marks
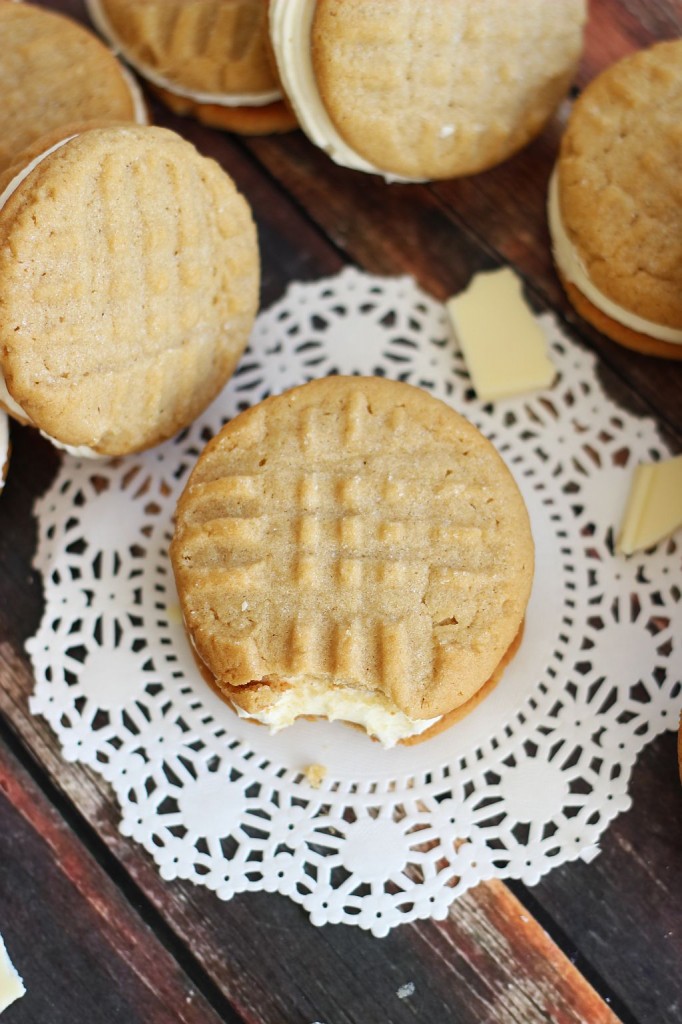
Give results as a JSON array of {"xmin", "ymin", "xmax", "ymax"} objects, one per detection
[
  {"xmin": 0, "ymin": 127, "xmax": 257, "ymax": 453},
  {"xmin": 172, "ymin": 378, "xmax": 534, "ymax": 713},
  {"xmin": 104, "ymin": 0, "xmax": 275, "ymax": 94}
]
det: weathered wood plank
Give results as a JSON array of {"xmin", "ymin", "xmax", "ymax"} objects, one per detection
[
  {"xmin": 428, "ymin": 0, "xmax": 682, "ymax": 436},
  {"xmin": 35, "ymin": 0, "xmax": 682, "ymax": 435},
  {"xmin": 0, "ymin": 735, "xmax": 236, "ymax": 1024},
  {"xmin": 513, "ymin": 732, "xmax": 682, "ymax": 1024},
  {"xmin": 235, "ymin": 0, "xmax": 682, "ymax": 435},
  {"xmin": 1, "ymin": 637, "xmax": 626, "ymax": 1024},
  {"xmin": 242, "ymin": 121, "xmax": 682, "ymax": 445}
]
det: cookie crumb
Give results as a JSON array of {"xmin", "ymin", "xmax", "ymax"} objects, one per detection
[
  {"xmin": 397, "ymin": 982, "xmax": 415, "ymax": 999},
  {"xmin": 303, "ymin": 763, "xmax": 327, "ymax": 788}
]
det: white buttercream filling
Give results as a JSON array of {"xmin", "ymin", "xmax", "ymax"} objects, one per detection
[
  {"xmin": 0, "ymin": 136, "xmax": 102, "ymax": 458},
  {"xmin": 0, "ymin": 372, "xmax": 26, "ymax": 423},
  {"xmin": 548, "ymin": 168, "xmax": 682, "ymax": 345},
  {"xmin": 86, "ymin": 0, "xmax": 282, "ymax": 107},
  {"xmin": 233, "ymin": 678, "xmax": 441, "ymax": 749},
  {"xmin": 269, "ymin": 0, "xmax": 423, "ymax": 183},
  {"xmin": 119, "ymin": 63, "xmax": 149, "ymax": 124},
  {"xmin": 0, "ymin": 134, "xmax": 77, "ymax": 209}
]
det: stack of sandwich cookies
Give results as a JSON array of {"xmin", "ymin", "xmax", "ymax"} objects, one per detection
[
  {"xmin": 86, "ymin": 0, "xmax": 296, "ymax": 134},
  {"xmin": 0, "ymin": 125, "xmax": 259, "ymax": 456},
  {"xmin": 0, "ymin": 1, "xmax": 146, "ymax": 176},
  {"xmin": 171, "ymin": 377, "xmax": 534, "ymax": 748},
  {"xmin": 269, "ymin": 0, "xmax": 586, "ymax": 181},
  {"xmin": 548, "ymin": 40, "xmax": 682, "ymax": 359}
]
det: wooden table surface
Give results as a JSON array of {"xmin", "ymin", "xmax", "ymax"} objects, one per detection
[{"xmin": 1, "ymin": 2, "xmax": 681, "ymax": 1022}]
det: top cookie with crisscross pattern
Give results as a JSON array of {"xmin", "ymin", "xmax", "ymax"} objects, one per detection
[
  {"xmin": 311, "ymin": 0, "xmax": 586, "ymax": 179},
  {"xmin": 97, "ymin": 0, "xmax": 276, "ymax": 95},
  {"xmin": 0, "ymin": 126, "xmax": 258, "ymax": 455},
  {"xmin": 0, "ymin": 2, "xmax": 139, "ymax": 174},
  {"xmin": 171, "ymin": 377, "xmax": 534, "ymax": 719}
]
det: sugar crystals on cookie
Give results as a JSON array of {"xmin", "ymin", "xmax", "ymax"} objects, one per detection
[
  {"xmin": 548, "ymin": 40, "xmax": 682, "ymax": 359},
  {"xmin": 270, "ymin": 0, "xmax": 586, "ymax": 181},
  {"xmin": 0, "ymin": 1, "xmax": 147, "ymax": 176},
  {"xmin": 0, "ymin": 125, "xmax": 259, "ymax": 456},
  {"xmin": 87, "ymin": 0, "xmax": 296, "ymax": 134},
  {"xmin": 171, "ymin": 377, "xmax": 534, "ymax": 747}
]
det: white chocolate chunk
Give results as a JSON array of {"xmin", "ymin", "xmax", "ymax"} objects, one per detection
[
  {"xmin": 617, "ymin": 455, "xmax": 682, "ymax": 555},
  {"xmin": 0, "ymin": 934, "xmax": 25, "ymax": 1013},
  {"xmin": 446, "ymin": 268, "xmax": 556, "ymax": 401}
]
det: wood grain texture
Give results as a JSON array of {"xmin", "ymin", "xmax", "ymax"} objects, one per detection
[
  {"xmin": 1, "ymin": 2, "xmax": 680, "ymax": 1024},
  {"xmin": 242, "ymin": 126, "xmax": 682, "ymax": 441},
  {"xmin": 0, "ymin": 657, "xmax": 625, "ymax": 1024},
  {"xmin": 238, "ymin": 0, "xmax": 682, "ymax": 436},
  {"xmin": 0, "ymin": 736, "xmax": 236, "ymax": 1024},
  {"xmin": 515, "ymin": 733, "xmax": 682, "ymax": 1024}
]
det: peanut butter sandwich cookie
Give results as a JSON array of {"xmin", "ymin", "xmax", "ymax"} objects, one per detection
[
  {"xmin": 0, "ymin": 1, "xmax": 147, "ymax": 175},
  {"xmin": 269, "ymin": 0, "xmax": 586, "ymax": 181},
  {"xmin": 171, "ymin": 377, "xmax": 534, "ymax": 748},
  {"xmin": 0, "ymin": 125, "xmax": 259, "ymax": 457},
  {"xmin": 549, "ymin": 40, "xmax": 682, "ymax": 359},
  {"xmin": 86, "ymin": 0, "xmax": 296, "ymax": 134}
]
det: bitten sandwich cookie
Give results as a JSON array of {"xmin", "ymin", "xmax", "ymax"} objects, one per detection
[
  {"xmin": 0, "ymin": 1, "xmax": 146, "ymax": 175},
  {"xmin": 86, "ymin": 0, "xmax": 296, "ymax": 134},
  {"xmin": 548, "ymin": 40, "xmax": 682, "ymax": 359},
  {"xmin": 269, "ymin": 0, "xmax": 586, "ymax": 181},
  {"xmin": 171, "ymin": 377, "xmax": 534, "ymax": 748},
  {"xmin": 0, "ymin": 125, "xmax": 259, "ymax": 457}
]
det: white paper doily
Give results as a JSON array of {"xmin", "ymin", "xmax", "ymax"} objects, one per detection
[{"xmin": 28, "ymin": 268, "xmax": 681, "ymax": 936}]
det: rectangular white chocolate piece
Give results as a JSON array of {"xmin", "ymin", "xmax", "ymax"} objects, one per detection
[
  {"xmin": 0, "ymin": 934, "xmax": 25, "ymax": 1013},
  {"xmin": 446, "ymin": 268, "xmax": 556, "ymax": 401},
  {"xmin": 617, "ymin": 454, "xmax": 682, "ymax": 555}
]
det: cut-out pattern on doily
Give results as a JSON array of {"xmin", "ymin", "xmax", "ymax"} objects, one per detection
[{"xmin": 28, "ymin": 269, "xmax": 681, "ymax": 936}]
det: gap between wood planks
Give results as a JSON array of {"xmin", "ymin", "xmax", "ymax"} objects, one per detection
[
  {"xmin": 0, "ymin": 704, "xmax": 246, "ymax": 1024},
  {"xmin": 505, "ymin": 881, "xmax": 637, "ymax": 1024}
]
